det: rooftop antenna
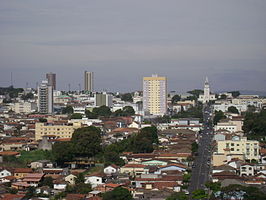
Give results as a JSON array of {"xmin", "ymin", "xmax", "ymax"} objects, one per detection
[
  {"xmin": 36, "ymin": 82, "xmax": 39, "ymax": 90},
  {"xmin": 10, "ymin": 72, "xmax": 13, "ymax": 87}
]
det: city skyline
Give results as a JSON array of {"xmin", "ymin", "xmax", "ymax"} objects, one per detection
[{"xmin": 0, "ymin": 0, "xmax": 266, "ymax": 92}]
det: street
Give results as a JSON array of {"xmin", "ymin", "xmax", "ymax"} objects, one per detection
[{"xmin": 188, "ymin": 105, "xmax": 213, "ymax": 198}]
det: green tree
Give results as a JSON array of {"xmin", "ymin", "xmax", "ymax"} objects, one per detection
[
  {"xmin": 133, "ymin": 136, "xmax": 154, "ymax": 153},
  {"xmin": 243, "ymin": 110, "xmax": 266, "ymax": 137},
  {"xmin": 52, "ymin": 142, "xmax": 75, "ymax": 165},
  {"xmin": 191, "ymin": 142, "xmax": 199, "ymax": 154},
  {"xmin": 192, "ymin": 189, "xmax": 208, "ymax": 200},
  {"xmin": 139, "ymin": 126, "xmax": 159, "ymax": 144},
  {"xmin": 70, "ymin": 113, "xmax": 83, "ymax": 119},
  {"xmin": 85, "ymin": 110, "xmax": 98, "ymax": 119},
  {"xmin": 40, "ymin": 176, "xmax": 54, "ymax": 188},
  {"xmin": 228, "ymin": 106, "xmax": 239, "ymax": 114},
  {"xmin": 220, "ymin": 94, "xmax": 227, "ymax": 99},
  {"xmin": 187, "ymin": 89, "xmax": 204, "ymax": 98},
  {"xmin": 62, "ymin": 105, "xmax": 74, "ymax": 114},
  {"xmin": 25, "ymin": 186, "xmax": 36, "ymax": 199},
  {"xmin": 21, "ymin": 92, "xmax": 34, "ymax": 100},
  {"xmin": 104, "ymin": 151, "xmax": 125, "ymax": 166},
  {"xmin": 230, "ymin": 91, "xmax": 240, "ymax": 98},
  {"xmin": 121, "ymin": 93, "xmax": 133, "ymax": 102},
  {"xmin": 103, "ymin": 187, "xmax": 133, "ymax": 200},
  {"xmin": 166, "ymin": 192, "xmax": 188, "ymax": 200},
  {"xmin": 205, "ymin": 181, "xmax": 221, "ymax": 193},
  {"xmin": 93, "ymin": 105, "xmax": 112, "ymax": 117},
  {"xmin": 122, "ymin": 106, "xmax": 135, "ymax": 116},
  {"xmin": 213, "ymin": 110, "xmax": 226, "ymax": 125},
  {"xmin": 71, "ymin": 126, "xmax": 102, "ymax": 157},
  {"xmin": 171, "ymin": 95, "xmax": 181, "ymax": 104}
]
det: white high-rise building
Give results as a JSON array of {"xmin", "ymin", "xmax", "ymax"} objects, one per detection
[
  {"xmin": 38, "ymin": 80, "xmax": 53, "ymax": 114},
  {"xmin": 84, "ymin": 71, "xmax": 94, "ymax": 92},
  {"xmin": 143, "ymin": 74, "xmax": 167, "ymax": 116},
  {"xmin": 198, "ymin": 77, "xmax": 216, "ymax": 103}
]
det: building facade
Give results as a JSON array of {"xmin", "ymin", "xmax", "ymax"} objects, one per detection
[
  {"xmin": 143, "ymin": 74, "xmax": 167, "ymax": 116},
  {"xmin": 217, "ymin": 136, "xmax": 260, "ymax": 161},
  {"xmin": 95, "ymin": 92, "xmax": 113, "ymax": 107},
  {"xmin": 35, "ymin": 122, "xmax": 82, "ymax": 140},
  {"xmin": 46, "ymin": 72, "xmax": 56, "ymax": 90},
  {"xmin": 84, "ymin": 71, "xmax": 94, "ymax": 92},
  {"xmin": 38, "ymin": 80, "xmax": 53, "ymax": 114}
]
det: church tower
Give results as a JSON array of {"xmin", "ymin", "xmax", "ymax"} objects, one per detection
[{"xmin": 203, "ymin": 77, "xmax": 210, "ymax": 103}]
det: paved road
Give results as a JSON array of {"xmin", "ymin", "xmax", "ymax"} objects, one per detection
[{"xmin": 188, "ymin": 105, "xmax": 213, "ymax": 198}]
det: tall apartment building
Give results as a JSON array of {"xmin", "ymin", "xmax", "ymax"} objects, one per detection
[
  {"xmin": 95, "ymin": 92, "xmax": 113, "ymax": 107},
  {"xmin": 46, "ymin": 72, "xmax": 56, "ymax": 90},
  {"xmin": 38, "ymin": 80, "xmax": 53, "ymax": 114},
  {"xmin": 84, "ymin": 71, "xmax": 94, "ymax": 92},
  {"xmin": 143, "ymin": 74, "xmax": 167, "ymax": 116}
]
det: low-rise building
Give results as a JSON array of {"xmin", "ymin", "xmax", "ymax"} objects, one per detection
[{"xmin": 35, "ymin": 121, "xmax": 82, "ymax": 140}]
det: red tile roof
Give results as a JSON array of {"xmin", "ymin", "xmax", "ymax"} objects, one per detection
[{"xmin": 14, "ymin": 168, "xmax": 33, "ymax": 173}]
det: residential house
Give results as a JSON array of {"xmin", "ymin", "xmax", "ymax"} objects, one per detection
[
  {"xmin": 104, "ymin": 165, "xmax": 119, "ymax": 176},
  {"xmin": 240, "ymin": 164, "xmax": 255, "ymax": 176},
  {"xmin": 14, "ymin": 168, "xmax": 33, "ymax": 179},
  {"xmin": 84, "ymin": 173, "xmax": 104, "ymax": 188},
  {"xmin": 120, "ymin": 164, "xmax": 145, "ymax": 176},
  {"xmin": 65, "ymin": 174, "xmax": 77, "ymax": 185}
]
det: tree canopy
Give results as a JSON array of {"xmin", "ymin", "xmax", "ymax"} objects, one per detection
[
  {"xmin": 243, "ymin": 110, "xmax": 266, "ymax": 138},
  {"xmin": 93, "ymin": 105, "xmax": 112, "ymax": 117},
  {"xmin": 62, "ymin": 105, "xmax": 74, "ymax": 114},
  {"xmin": 213, "ymin": 110, "xmax": 226, "ymax": 125},
  {"xmin": 228, "ymin": 106, "xmax": 239, "ymax": 114},
  {"xmin": 70, "ymin": 113, "xmax": 83, "ymax": 119},
  {"xmin": 121, "ymin": 93, "xmax": 133, "ymax": 102},
  {"xmin": 71, "ymin": 126, "xmax": 102, "ymax": 157},
  {"xmin": 229, "ymin": 91, "xmax": 240, "ymax": 98},
  {"xmin": 166, "ymin": 192, "xmax": 188, "ymax": 200},
  {"xmin": 103, "ymin": 187, "xmax": 133, "ymax": 200},
  {"xmin": 171, "ymin": 94, "xmax": 181, "ymax": 104},
  {"xmin": 187, "ymin": 89, "xmax": 203, "ymax": 98}
]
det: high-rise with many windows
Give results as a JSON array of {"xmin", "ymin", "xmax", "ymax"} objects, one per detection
[
  {"xmin": 143, "ymin": 74, "xmax": 167, "ymax": 116},
  {"xmin": 38, "ymin": 80, "xmax": 53, "ymax": 114},
  {"xmin": 84, "ymin": 71, "xmax": 94, "ymax": 92},
  {"xmin": 46, "ymin": 72, "xmax": 56, "ymax": 90}
]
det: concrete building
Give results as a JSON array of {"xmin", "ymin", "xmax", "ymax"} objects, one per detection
[
  {"xmin": 13, "ymin": 102, "xmax": 37, "ymax": 114},
  {"xmin": 214, "ymin": 122, "xmax": 238, "ymax": 133},
  {"xmin": 95, "ymin": 92, "xmax": 113, "ymax": 107},
  {"xmin": 216, "ymin": 136, "xmax": 260, "ymax": 161},
  {"xmin": 35, "ymin": 122, "xmax": 82, "ymax": 140},
  {"xmin": 46, "ymin": 72, "xmax": 56, "ymax": 90},
  {"xmin": 84, "ymin": 71, "xmax": 94, "ymax": 92},
  {"xmin": 198, "ymin": 77, "xmax": 216, "ymax": 103},
  {"xmin": 143, "ymin": 74, "xmax": 167, "ymax": 116},
  {"xmin": 38, "ymin": 80, "xmax": 53, "ymax": 114}
]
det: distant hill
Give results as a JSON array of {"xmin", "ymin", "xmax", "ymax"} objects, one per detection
[{"xmin": 216, "ymin": 90, "xmax": 266, "ymax": 97}]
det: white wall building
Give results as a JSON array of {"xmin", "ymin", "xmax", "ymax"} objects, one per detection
[
  {"xmin": 213, "ymin": 103, "xmax": 247, "ymax": 113},
  {"xmin": 198, "ymin": 77, "xmax": 216, "ymax": 103}
]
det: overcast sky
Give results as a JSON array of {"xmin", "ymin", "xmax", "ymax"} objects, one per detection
[{"xmin": 0, "ymin": 0, "xmax": 265, "ymax": 92}]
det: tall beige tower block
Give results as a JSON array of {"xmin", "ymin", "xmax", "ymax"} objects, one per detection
[
  {"xmin": 143, "ymin": 74, "xmax": 167, "ymax": 116},
  {"xmin": 84, "ymin": 71, "xmax": 94, "ymax": 92}
]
